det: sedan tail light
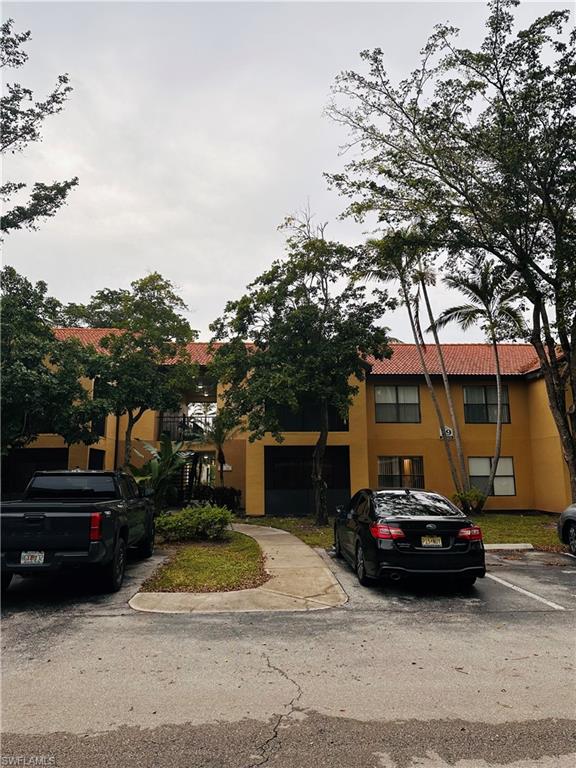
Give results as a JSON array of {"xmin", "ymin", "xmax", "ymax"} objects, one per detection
[
  {"xmin": 369, "ymin": 522, "xmax": 406, "ymax": 540},
  {"xmin": 89, "ymin": 511, "xmax": 103, "ymax": 541},
  {"xmin": 456, "ymin": 526, "xmax": 483, "ymax": 542}
]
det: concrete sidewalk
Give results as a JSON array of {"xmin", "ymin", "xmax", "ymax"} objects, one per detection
[{"xmin": 129, "ymin": 523, "xmax": 348, "ymax": 614}]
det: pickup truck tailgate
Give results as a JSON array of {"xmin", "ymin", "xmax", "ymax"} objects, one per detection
[{"xmin": 2, "ymin": 504, "xmax": 94, "ymax": 553}]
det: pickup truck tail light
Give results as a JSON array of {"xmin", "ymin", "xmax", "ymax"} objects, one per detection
[
  {"xmin": 369, "ymin": 522, "xmax": 406, "ymax": 540},
  {"xmin": 456, "ymin": 526, "xmax": 483, "ymax": 542},
  {"xmin": 89, "ymin": 512, "xmax": 103, "ymax": 542}
]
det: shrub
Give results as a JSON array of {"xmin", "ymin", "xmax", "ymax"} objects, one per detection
[
  {"xmin": 192, "ymin": 485, "xmax": 242, "ymax": 511},
  {"xmin": 211, "ymin": 486, "xmax": 242, "ymax": 512},
  {"xmin": 156, "ymin": 505, "xmax": 232, "ymax": 542},
  {"xmin": 453, "ymin": 486, "xmax": 487, "ymax": 515}
]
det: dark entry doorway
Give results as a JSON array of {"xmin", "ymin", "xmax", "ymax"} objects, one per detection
[{"xmin": 264, "ymin": 445, "xmax": 350, "ymax": 517}]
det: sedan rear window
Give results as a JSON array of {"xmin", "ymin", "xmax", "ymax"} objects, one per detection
[
  {"xmin": 374, "ymin": 491, "xmax": 464, "ymax": 517},
  {"xmin": 26, "ymin": 475, "xmax": 118, "ymax": 500}
]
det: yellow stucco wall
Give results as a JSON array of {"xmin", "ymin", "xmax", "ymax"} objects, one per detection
[
  {"xmin": 527, "ymin": 377, "xmax": 572, "ymax": 512},
  {"xmin": 365, "ymin": 378, "xmax": 537, "ymax": 511},
  {"xmin": 244, "ymin": 377, "xmax": 372, "ymax": 516},
  {"xmin": 19, "ymin": 369, "xmax": 573, "ymax": 515}
]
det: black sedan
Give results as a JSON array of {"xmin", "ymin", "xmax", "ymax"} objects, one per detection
[
  {"xmin": 557, "ymin": 503, "xmax": 576, "ymax": 555},
  {"xmin": 334, "ymin": 488, "xmax": 486, "ymax": 587}
]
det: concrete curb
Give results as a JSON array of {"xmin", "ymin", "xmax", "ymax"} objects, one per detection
[
  {"xmin": 484, "ymin": 543, "xmax": 534, "ymax": 551},
  {"xmin": 129, "ymin": 523, "xmax": 348, "ymax": 614}
]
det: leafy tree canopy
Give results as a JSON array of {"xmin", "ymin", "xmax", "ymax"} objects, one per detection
[
  {"xmin": 210, "ymin": 215, "xmax": 394, "ymax": 522},
  {"xmin": 62, "ymin": 272, "xmax": 198, "ymax": 464},
  {"xmin": 1, "ymin": 266, "xmax": 108, "ymax": 453},
  {"xmin": 1, "ymin": 19, "xmax": 78, "ymax": 233},
  {"xmin": 328, "ymin": 0, "xmax": 576, "ymax": 498}
]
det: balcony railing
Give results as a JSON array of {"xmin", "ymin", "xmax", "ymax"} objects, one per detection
[{"xmin": 158, "ymin": 414, "xmax": 214, "ymax": 441}]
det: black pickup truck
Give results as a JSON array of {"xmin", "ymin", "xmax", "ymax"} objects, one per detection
[{"xmin": 1, "ymin": 470, "xmax": 155, "ymax": 594}]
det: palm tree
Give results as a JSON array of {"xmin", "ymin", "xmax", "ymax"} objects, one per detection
[
  {"xmin": 189, "ymin": 411, "xmax": 240, "ymax": 486},
  {"xmin": 429, "ymin": 259, "xmax": 525, "ymax": 508},
  {"xmin": 361, "ymin": 234, "xmax": 464, "ymax": 497}
]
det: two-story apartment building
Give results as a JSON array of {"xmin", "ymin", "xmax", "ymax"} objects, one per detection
[{"xmin": 4, "ymin": 329, "xmax": 572, "ymax": 515}]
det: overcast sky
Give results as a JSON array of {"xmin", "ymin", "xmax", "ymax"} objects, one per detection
[{"xmin": 3, "ymin": 1, "xmax": 570, "ymax": 341}]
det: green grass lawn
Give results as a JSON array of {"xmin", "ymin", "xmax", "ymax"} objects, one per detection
[
  {"xmin": 470, "ymin": 513, "xmax": 561, "ymax": 551},
  {"xmin": 237, "ymin": 516, "xmax": 334, "ymax": 548},
  {"xmin": 237, "ymin": 513, "xmax": 563, "ymax": 552},
  {"xmin": 141, "ymin": 531, "xmax": 268, "ymax": 593}
]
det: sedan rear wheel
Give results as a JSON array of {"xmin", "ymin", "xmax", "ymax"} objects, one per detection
[
  {"xmin": 355, "ymin": 543, "xmax": 371, "ymax": 586},
  {"xmin": 334, "ymin": 529, "xmax": 342, "ymax": 558},
  {"xmin": 567, "ymin": 522, "xmax": 576, "ymax": 556},
  {"xmin": 456, "ymin": 575, "xmax": 477, "ymax": 589}
]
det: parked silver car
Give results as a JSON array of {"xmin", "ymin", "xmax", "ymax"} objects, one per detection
[{"xmin": 557, "ymin": 504, "xmax": 576, "ymax": 555}]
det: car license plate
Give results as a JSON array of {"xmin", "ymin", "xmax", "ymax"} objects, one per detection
[
  {"xmin": 20, "ymin": 551, "xmax": 45, "ymax": 565},
  {"xmin": 421, "ymin": 536, "xmax": 442, "ymax": 547}
]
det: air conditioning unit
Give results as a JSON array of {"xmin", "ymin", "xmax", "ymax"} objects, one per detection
[{"xmin": 440, "ymin": 426, "xmax": 454, "ymax": 440}]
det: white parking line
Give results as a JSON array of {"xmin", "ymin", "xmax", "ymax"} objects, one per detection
[{"xmin": 486, "ymin": 573, "xmax": 566, "ymax": 611}]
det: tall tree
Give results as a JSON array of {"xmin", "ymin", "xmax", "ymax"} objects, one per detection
[
  {"xmin": 63, "ymin": 273, "xmax": 198, "ymax": 465},
  {"xmin": 1, "ymin": 266, "xmax": 108, "ymax": 453},
  {"xmin": 359, "ymin": 234, "xmax": 466, "ymax": 500},
  {"xmin": 327, "ymin": 0, "xmax": 576, "ymax": 499},
  {"xmin": 430, "ymin": 258, "xmax": 526, "ymax": 507},
  {"xmin": 210, "ymin": 215, "xmax": 392, "ymax": 524},
  {"xmin": 1, "ymin": 19, "xmax": 78, "ymax": 234}
]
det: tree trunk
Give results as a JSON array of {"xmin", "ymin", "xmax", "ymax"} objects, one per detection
[
  {"xmin": 419, "ymin": 278, "xmax": 470, "ymax": 493},
  {"xmin": 123, "ymin": 407, "xmax": 146, "ymax": 467},
  {"xmin": 531, "ymin": 304, "xmax": 576, "ymax": 501},
  {"xmin": 218, "ymin": 446, "xmax": 226, "ymax": 486},
  {"xmin": 482, "ymin": 333, "xmax": 504, "ymax": 513},
  {"xmin": 401, "ymin": 280, "xmax": 463, "ymax": 495},
  {"xmin": 124, "ymin": 414, "xmax": 135, "ymax": 466},
  {"xmin": 312, "ymin": 399, "xmax": 330, "ymax": 525}
]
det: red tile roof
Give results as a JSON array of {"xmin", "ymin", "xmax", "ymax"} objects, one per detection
[
  {"xmin": 53, "ymin": 330, "xmax": 540, "ymax": 376},
  {"xmin": 53, "ymin": 329, "xmax": 224, "ymax": 365},
  {"xmin": 368, "ymin": 344, "xmax": 539, "ymax": 376},
  {"xmin": 54, "ymin": 327, "xmax": 122, "ymax": 352}
]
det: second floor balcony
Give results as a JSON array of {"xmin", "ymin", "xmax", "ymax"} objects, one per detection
[{"xmin": 159, "ymin": 411, "xmax": 216, "ymax": 442}]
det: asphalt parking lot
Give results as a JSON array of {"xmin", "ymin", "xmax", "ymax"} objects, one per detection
[
  {"xmin": 322, "ymin": 548, "xmax": 576, "ymax": 614},
  {"xmin": 2, "ymin": 547, "xmax": 575, "ymax": 768}
]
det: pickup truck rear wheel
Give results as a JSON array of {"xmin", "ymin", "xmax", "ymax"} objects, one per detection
[
  {"xmin": 137, "ymin": 519, "xmax": 155, "ymax": 559},
  {"xmin": 100, "ymin": 536, "xmax": 127, "ymax": 593}
]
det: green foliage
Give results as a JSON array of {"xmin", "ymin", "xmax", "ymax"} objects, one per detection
[
  {"xmin": 210, "ymin": 217, "xmax": 393, "ymax": 442},
  {"xmin": 1, "ymin": 19, "xmax": 78, "ymax": 233},
  {"xmin": 431, "ymin": 259, "xmax": 526, "ymax": 342},
  {"xmin": 453, "ymin": 487, "xmax": 488, "ymax": 516},
  {"xmin": 210, "ymin": 213, "xmax": 393, "ymax": 523},
  {"xmin": 328, "ymin": 0, "xmax": 576, "ymax": 498},
  {"xmin": 0, "ymin": 266, "xmax": 109, "ymax": 453},
  {"xmin": 129, "ymin": 433, "xmax": 193, "ymax": 512},
  {"xmin": 62, "ymin": 272, "xmax": 199, "ymax": 464},
  {"xmin": 156, "ymin": 505, "xmax": 232, "ymax": 542}
]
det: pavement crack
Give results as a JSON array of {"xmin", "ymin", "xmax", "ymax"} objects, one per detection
[{"xmin": 249, "ymin": 654, "xmax": 304, "ymax": 767}]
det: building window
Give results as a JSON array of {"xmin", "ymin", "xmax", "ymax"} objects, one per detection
[
  {"xmin": 378, "ymin": 456, "xmax": 425, "ymax": 489},
  {"xmin": 468, "ymin": 456, "xmax": 516, "ymax": 496},
  {"xmin": 273, "ymin": 399, "xmax": 348, "ymax": 432},
  {"xmin": 375, "ymin": 385, "xmax": 420, "ymax": 423},
  {"xmin": 88, "ymin": 448, "xmax": 105, "ymax": 470},
  {"xmin": 464, "ymin": 385, "xmax": 510, "ymax": 423}
]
